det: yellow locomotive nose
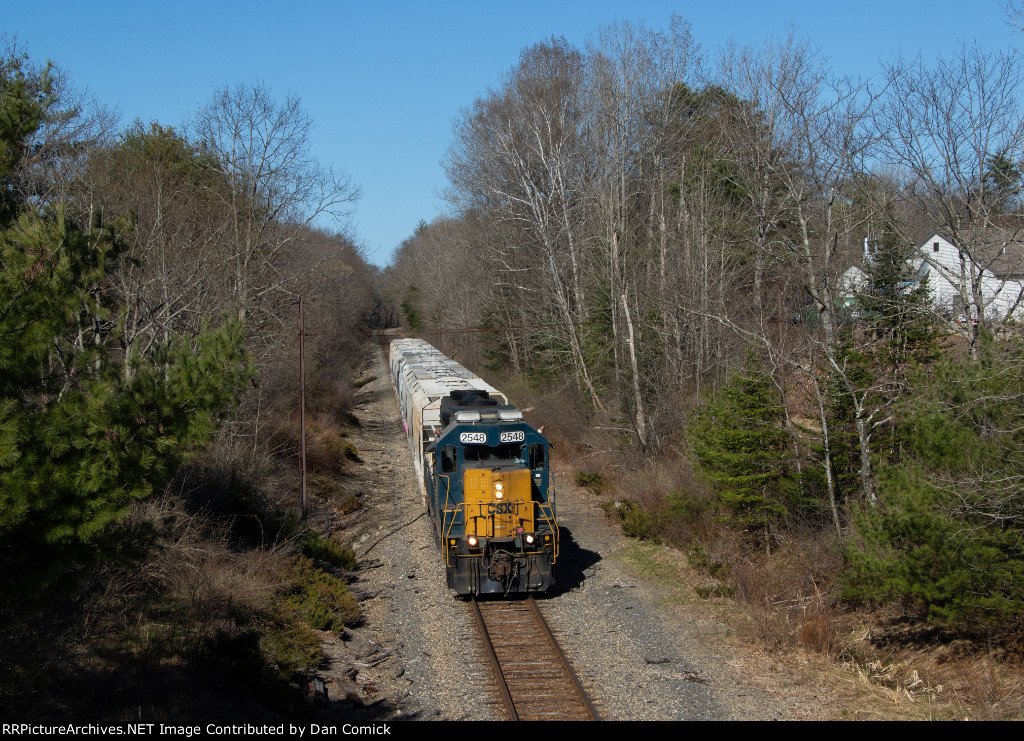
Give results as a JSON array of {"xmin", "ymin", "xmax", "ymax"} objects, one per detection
[{"xmin": 463, "ymin": 467, "xmax": 533, "ymax": 539}]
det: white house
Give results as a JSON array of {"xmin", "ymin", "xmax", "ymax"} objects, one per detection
[
  {"xmin": 838, "ymin": 264, "xmax": 867, "ymax": 311},
  {"xmin": 914, "ymin": 232, "xmax": 1024, "ymax": 320}
]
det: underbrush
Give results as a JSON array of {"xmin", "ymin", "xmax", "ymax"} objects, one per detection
[
  {"xmin": 269, "ymin": 411, "xmax": 360, "ymax": 478},
  {"xmin": 300, "ymin": 529, "xmax": 358, "ymax": 570},
  {"xmin": 575, "ymin": 443, "xmax": 1024, "ymax": 719},
  {"xmin": 0, "ymin": 442, "xmax": 363, "ymax": 721}
]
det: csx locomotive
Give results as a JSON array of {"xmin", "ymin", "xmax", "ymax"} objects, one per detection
[{"xmin": 389, "ymin": 338, "xmax": 558, "ymax": 595}]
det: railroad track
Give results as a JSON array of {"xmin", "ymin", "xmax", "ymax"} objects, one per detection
[{"xmin": 470, "ymin": 596, "xmax": 600, "ymax": 721}]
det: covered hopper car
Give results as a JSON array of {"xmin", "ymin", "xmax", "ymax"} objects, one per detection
[{"xmin": 389, "ymin": 338, "xmax": 558, "ymax": 595}]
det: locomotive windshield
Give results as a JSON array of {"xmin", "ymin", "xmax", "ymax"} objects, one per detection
[{"xmin": 463, "ymin": 442, "xmax": 525, "ymax": 465}]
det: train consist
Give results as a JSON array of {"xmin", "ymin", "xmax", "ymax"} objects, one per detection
[{"xmin": 389, "ymin": 338, "xmax": 558, "ymax": 595}]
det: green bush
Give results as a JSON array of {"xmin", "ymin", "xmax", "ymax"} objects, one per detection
[
  {"xmin": 574, "ymin": 471, "xmax": 607, "ymax": 495},
  {"xmin": 666, "ymin": 490, "xmax": 710, "ymax": 520},
  {"xmin": 622, "ymin": 503, "xmax": 660, "ymax": 541},
  {"xmin": 262, "ymin": 601, "xmax": 324, "ymax": 675},
  {"xmin": 687, "ymin": 546, "xmax": 735, "ymax": 598},
  {"xmin": 600, "ymin": 499, "xmax": 661, "ymax": 541},
  {"xmin": 299, "ymin": 531, "xmax": 357, "ymax": 571},
  {"xmin": 687, "ymin": 545, "xmax": 731, "ymax": 581},
  {"xmin": 283, "ymin": 556, "xmax": 360, "ymax": 632}
]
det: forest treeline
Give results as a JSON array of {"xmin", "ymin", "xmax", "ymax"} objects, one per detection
[
  {"xmin": 0, "ymin": 39, "xmax": 379, "ymax": 719},
  {"xmin": 387, "ymin": 20, "xmax": 1024, "ymax": 638}
]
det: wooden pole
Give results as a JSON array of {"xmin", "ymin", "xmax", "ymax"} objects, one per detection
[{"xmin": 299, "ymin": 296, "xmax": 308, "ymax": 521}]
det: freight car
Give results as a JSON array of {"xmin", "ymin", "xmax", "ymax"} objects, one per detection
[{"xmin": 389, "ymin": 338, "xmax": 558, "ymax": 595}]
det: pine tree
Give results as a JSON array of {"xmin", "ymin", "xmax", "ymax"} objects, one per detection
[
  {"xmin": 688, "ymin": 358, "xmax": 800, "ymax": 536},
  {"xmin": 0, "ymin": 50, "xmax": 251, "ymax": 589},
  {"xmin": 826, "ymin": 207, "xmax": 940, "ymax": 509},
  {"xmin": 0, "ymin": 209, "xmax": 250, "ymax": 567},
  {"xmin": 843, "ymin": 344, "xmax": 1024, "ymax": 631},
  {"xmin": 858, "ymin": 211, "xmax": 938, "ymax": 402},
  {"xmin": 0, "ymin": 50, "xmax": 47, "ymax": 223}
]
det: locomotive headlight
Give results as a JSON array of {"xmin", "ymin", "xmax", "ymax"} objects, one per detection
[
  {"xmin": 494, "ymin": 481, "xmax": 503, "ymax": 499},
  {"xmin": 467, "ymin": 535, "xmax": 478, "ymax": 548},
  {"xmin": 525, "ymin": 534, "xmax": 535, "ymax": 545}
]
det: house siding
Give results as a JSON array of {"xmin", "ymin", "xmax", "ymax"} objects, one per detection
[{"xmin": 916, "ymin": 234, "xmax": 1024, "ymax": 319}]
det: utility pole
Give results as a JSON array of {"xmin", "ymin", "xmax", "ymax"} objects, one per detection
[{"xmin": 299, "ymin": 296, "xmax": 308, "ymax": 521}]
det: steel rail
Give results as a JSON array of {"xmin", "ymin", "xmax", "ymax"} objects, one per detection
[
  {"xmin": 470, "ymin": 596, "xmax": 519, "ymax": 720},
  {"xmin": 471, "ymin": 596, "xmax": 600, "ymax": 721},
  {"xmin": 527, "ymin": 596, "xmax": 600, "ymax": 721}
]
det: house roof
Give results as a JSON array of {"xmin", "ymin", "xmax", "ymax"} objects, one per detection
[
  {"xmin": 920, "ymin": 228, "xmax": 1024, "ymax": 278},
  {"xmin": 962, "ymin": 229, "xmax": 1024, "ymax": 277}
]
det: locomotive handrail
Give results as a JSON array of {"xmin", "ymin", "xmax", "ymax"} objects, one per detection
[
  {"xmin": 442, "ymin": 502, "xmax": 467, "ymax": 566},
  {"xmin": 439, "ymin": 473, "xmax": 456, "ymax": 566},
  {"xmin": 440, "ymin": 475, "xmax": 463, "ymax": 525},
  {"xmin": 440, "ymin": 473, "xmax": 452, "ymax": 510},
  {"xmin": 536, "ymin": 491, "xmax": 559, "ymax": 562}
]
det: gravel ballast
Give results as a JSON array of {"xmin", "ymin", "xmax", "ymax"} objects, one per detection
[{"xmin": 311, "ymin": 340, "xmax": 804, "ymax": 721}]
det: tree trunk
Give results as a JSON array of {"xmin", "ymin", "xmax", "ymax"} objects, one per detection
[{"xmin": 621, "ymin": 287, "xmax": 647, "ymax": 447}]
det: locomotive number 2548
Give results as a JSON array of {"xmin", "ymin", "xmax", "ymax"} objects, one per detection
[{"xmin": 499, "ymin": 430, "xmax": 525, "ymax": 443}]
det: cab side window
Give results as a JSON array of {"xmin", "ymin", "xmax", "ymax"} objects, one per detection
[
  {"xmin": 441, "ymin": 446, "xmax": 457, "ymax": 474},
  {"xmin": 529, "ymin": 443, "xmax": 545, "ymax": 471}
]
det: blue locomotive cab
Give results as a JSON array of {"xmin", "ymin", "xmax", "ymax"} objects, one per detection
[{"xmin": 424, "ymin": 390, "xmax": 557, "ymax": 595}]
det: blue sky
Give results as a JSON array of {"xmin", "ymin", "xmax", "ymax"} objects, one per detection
[{"xmin": 2, "ymin": 1, "xmax": 1019, "ymax": 266}]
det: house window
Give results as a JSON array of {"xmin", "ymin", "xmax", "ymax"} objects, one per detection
[{"xmin": 933, "ymin": 242, "xmax": 940, "ymax": 252}]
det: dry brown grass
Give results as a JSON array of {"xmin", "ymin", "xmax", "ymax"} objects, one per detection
[
  {"xmin": 86, "ymin": 496, "xmax": 290, "ymax": 652},
  {"xmin": 827, "ymin": 621, "xmax": 1024, "ymax": 720},
  {"xmin": 266, "ymin": 409, "xmax": 360, "ymax": 480},
  {"xmin": 0, "ymin": 489, "xmax": 309, "ymax": 722},
  {"xmin": 797, "ymin": 609, "xmax": 843, "ymax": 659},
  {"xmin": 730, "ymin": 530, "xmax": 841, "ymax": 607},
  {"xmin": 685, "ymin": 528, "xmax": 1024, "ymax": 719},
  {"xmin": 717, "ymin": 529, "xmax": 850, "ymax": 663}
]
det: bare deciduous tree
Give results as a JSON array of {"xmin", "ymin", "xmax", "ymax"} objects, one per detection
[
  {"xmin": 190, "ymin": 82, "xmax": 360, "ymax": 329},
  {"xmin": 875, "ymin": 43, "xmax": 1024, "ymax": 355},
  {"xmin": 444, "ymin": 40, "xmax": 604, "ymax": 409},
  {"xmin": 585, "ymin": 18, "xmax": 702, "ymax": 444}
]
